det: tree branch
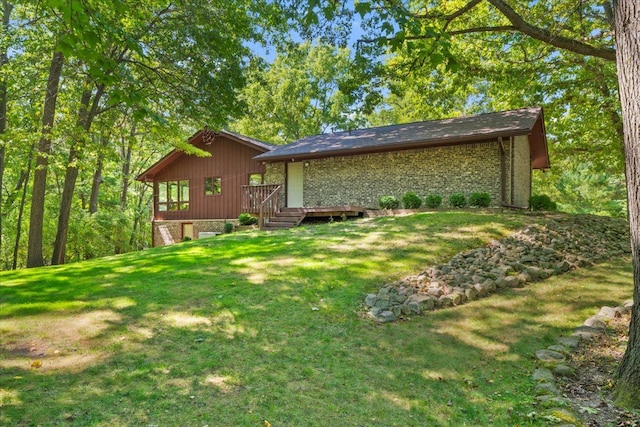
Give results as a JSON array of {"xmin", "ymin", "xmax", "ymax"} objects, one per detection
[{"xmin": 486, "ymin": 0, "xmax": 616, "ymax": 61}]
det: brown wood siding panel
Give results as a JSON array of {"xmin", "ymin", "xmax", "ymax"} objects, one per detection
[{"xmin": 153, "ymin": 136, "xmax": 266, "ymax": 220}]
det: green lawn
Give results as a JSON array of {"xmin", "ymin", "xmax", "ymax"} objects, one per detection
[{"xmin": 0, "ymin": 212, "xmax": 633, "ymax": 426}]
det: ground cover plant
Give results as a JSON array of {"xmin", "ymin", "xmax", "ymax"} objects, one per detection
[{"xmin": 0, "ymin": 212, "xmax": 633, "ymax": 426}]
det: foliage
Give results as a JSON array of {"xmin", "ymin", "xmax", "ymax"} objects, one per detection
[
  {"xmin": 0, "ymin": 212, "xmax": 633, "ymax": 425},
  {"xmin": 229, "ymin": 42, "xmax": 365, "ymax": 144},
  {"xmin": 424, "ymin": 194, "xmax": 443, "ymax": 209},
  {"xmin": 223, "ymin": 221, "xmax": 234, "ymax": 234},
  {"xmin": 469, "ymin": 192, "xmax": 491, "ymax": 208},
  {"xmin": 379, "ymin": 195, "xmax": 400, "ymax": 209},
  {"xmin": 401, "ymin": 191, "xmax": 422, "ymax": 209},
  {"xmin": 529, "ymin": 195, "xmax": 558, "ymax": 212},
  {"xmin": 449, "ymin": 193, "xmax": 467, "ymax": 208},
  {"xmin": 238, "ymin": 213, "xmax": 258, "ymax": 226}
]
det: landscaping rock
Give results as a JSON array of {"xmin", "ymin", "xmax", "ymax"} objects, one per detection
[
  {"xmin": 364, "ymin": 294, "xmax": 377, "ymax": 308},
  {"xmin": 573, "ymin": 325, "xmax": 604, "ymax": 340},
  {"xmin": 547, "ymin": 344, "xmax": 569, "ymax": 354},
  {"xmin": 557, "ymin": 336, "xmax": 579, "ymax": 349},
  {"xmin": 365, "ymin": 215, "xmax": 630, "ymax": 321},
  {"xmin": 597, "ymin": 306, "xmax": 623, "ymax": 319},
  {"xmin": 532, "ymin": 368, "xmax": 555, "ymax": 382},
  {"xmin": 373, "ymin": 310, "xmax": 396, "ymax": 323},
  {"xmin": 552, "ymin": 364, "xmax": 576, "ymax": 378},
  {"xmin": 535, "ymin": 381, "xmax": 560, "ymax": 396},
  {"xmin": 583, "ymin": 316, "xmax": 607, "ymax": 330},
  {"xmin": 535, "ymin": 349, "xmax": 566, "ymax": 363}
]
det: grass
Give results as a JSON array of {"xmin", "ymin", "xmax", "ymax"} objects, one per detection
[{"xmin": 0, "ymin": 211, "xmax": 633, "ymax": 426}]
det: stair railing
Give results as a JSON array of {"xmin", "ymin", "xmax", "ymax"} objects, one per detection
[{"xmin": 258, "ymin": 185, "xmax": 282, "ymax": 229}]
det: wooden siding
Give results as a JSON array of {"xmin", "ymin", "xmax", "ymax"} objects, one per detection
[{"xmin": 152, "ymin": 135, "xmax": 266, "ymax": 220}]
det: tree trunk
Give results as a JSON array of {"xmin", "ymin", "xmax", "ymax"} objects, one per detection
[
  {"xmin": 89, "ymin": 135, "xmax": 109, "ymax": 214},
  {"xmin": 0, "ymin": 1, "xmax": 12, "ymax": 262},
  {"xmin": 13, "ymin": 147, "xmax": 33, "ymax": 270},
  {"xmin": 613, "ymin": 0, "xmax": 640, "ymax": 408},
  {"xmin": 120, "ymin": 130, "xmax": 133, "ymax": 211},
  {"xmin": 51, "ymin": 84, "xmax": 104, "ymax": 265},
  {"xmin": 51, "ymin": 88, "xmax": 91, "ymax": 265},
  {"xmin": 26, "ymin": 50, "xmax": 64, "ymax": 268}
]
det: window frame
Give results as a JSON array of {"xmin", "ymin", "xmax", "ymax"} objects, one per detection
[
  {"xmin": 157, "ymin": 179, "xmax": 190, "ymax": 211},
  {"xmin": 204, "ymin": 177, "xmax": 222, "ymax": 196}
]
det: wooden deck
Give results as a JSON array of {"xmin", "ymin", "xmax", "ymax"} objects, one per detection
[{"xmin": 283, "ymin": 206, "xmax": 365, "ymax": 217}]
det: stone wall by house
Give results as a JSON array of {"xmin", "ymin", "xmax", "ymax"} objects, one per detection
[
  {"xmin": 266, "ymin": 142, "xmax": 507, "ymax": 209},
  {"xmin": 152, "ymin": 220, "xmax": 233, "ymax": 247},
  {"xmin": 264, "ymin": 162, "xmax": 286, "ymax": 208},
  {"xmin": 512, "ymin": 135, "xmax": 532, "ymax": 207}
]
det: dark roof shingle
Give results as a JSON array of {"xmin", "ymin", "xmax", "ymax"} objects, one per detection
[{"xmin": 255, "ymin": 107, "xmax": 548, "ymax": 168}]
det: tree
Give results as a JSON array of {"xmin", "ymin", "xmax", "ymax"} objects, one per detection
[
  {"xmin": 611, "ymin": 0, "xmax": 640, "ymax": 407},
  {"xmin": 0, "ymin": 1, "xmax": 11, "ymax": 259},
  {"xmin": 26, "ymin": 49, "xmax": 64, "ymax": 268},
  {"xmin": 304, "ymin": 0, "xmax": 639, "ymax": 407},
  {"xmin": 230, "ymin": 42, "xmax": 364, "ymax": 144}
]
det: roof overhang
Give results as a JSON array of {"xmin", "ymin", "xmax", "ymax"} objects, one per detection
[{"xmin": 254, "ymin": 107, "xmax": 550, "ymax": 170}]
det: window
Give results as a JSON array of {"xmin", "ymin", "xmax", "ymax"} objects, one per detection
[
  {"xmin": 205, "ymin": 177, "xmax": 221, "ymax": 195},
  {"xmin": 158, "ymin": 180, "xmax": 189, "ymax": 211},
  {"xmin": 249, "ymin": 173, "xmax": 264, "ymax": 186}
]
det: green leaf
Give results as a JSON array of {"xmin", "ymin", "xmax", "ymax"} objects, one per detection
[{"xmin": 354, "ymin": 1, "xmax": 371, "ymax": 17}]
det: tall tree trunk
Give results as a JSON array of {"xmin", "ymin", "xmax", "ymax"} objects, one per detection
[
  {"xmin": 13, "ymin": 147, "xmax": 33, "ymax": 270},
  {"xmin": 129, "ymin": 182, "xmax": 148, "ymax": 248},
  {"xmin": 51, "ymin": 84, "xmax": 103, "ymax": 265},
  {"xmin": 120, "ymin": 128, "xmax": 134, "ymax": 211},
  {"xmin": 88, "ymin": 135, "xmax": 109, "ymax": 214},
  {"xmin": 613, "ymin": 0, "xmax": 640, "ymax": 408},
  {"xmin": 26, "ymin": 50, "xmax": 64, "ymax": 268},
  {"xmin": 0, "ymin": 1, "xmax": 12, "ymax": 263}
]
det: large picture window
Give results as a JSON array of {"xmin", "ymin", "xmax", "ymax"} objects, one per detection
[
  {"xmin": 158, "ymin": 180, "xmax": 189, "ymax": 211},
  {"xmin": 205, "ymin": 177, "xmax": 221, "ymax": 195}
]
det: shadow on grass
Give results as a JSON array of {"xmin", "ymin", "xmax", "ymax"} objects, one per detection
[{"xmin": 0, "ymin": 212, "xmax": 630, "ymax": 426}]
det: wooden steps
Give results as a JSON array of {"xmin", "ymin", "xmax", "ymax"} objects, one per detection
[
  {"xmin": 262, "ymin": 209, "xmax": 306, "ymax": 231},
  {"xmin": 262, "ymin": 206, "xmax": 365, "ymax": 231}
]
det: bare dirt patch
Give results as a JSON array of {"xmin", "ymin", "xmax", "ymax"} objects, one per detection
[{"xmin": 558, "ymin": 314, "xmax": 639, "ymax": 426}]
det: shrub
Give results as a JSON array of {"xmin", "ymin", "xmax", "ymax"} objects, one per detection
[
  {"xmin": 182, "ymin": 236, "xmax": 192, "ymax": 242},
  {"xmin": 223, "ymin": 221, "xmax": 234, "ymax": 233},
  {"xmin": 379, "ymin": 195, "xmax": 400, "ymax": 209},
  {"xmin": 529, "ymin": 194, "xmax": 557, "ymax": 211},
  {"xmin": 424, "ymin": 194, "xmax": 443, "ymax": 209},
  {"xmin": 468, "ymin": 192, "xmax": 491, "ymax": 208},
  {"xmin": 449, "ymin": 193, "xmax": 467, "ymax": 208},
  {"xmin": 238, "ymin": 213, "xmax": 258, "ymax": 225},
  {"xmin": 402, "ymin": 191, "xmax": 422, "ymax": 209}
]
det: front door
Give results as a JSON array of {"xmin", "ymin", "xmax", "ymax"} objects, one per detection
[{"xmin": 287, "ymin": 162, "xmax": 304, "ymax": 207}]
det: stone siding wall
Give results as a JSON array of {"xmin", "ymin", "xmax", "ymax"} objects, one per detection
[
  {"xmin": 265, "ymin": 142, "xmax": 505, "ymax": 209},
  {"xmin": 264, "ymin": 162, "xmax": 286, "ymax": 208},
  {"xmin": 152, "ymin": 220, "xmax": 233, "ymax": 247},
  {"xmin": 512, "ymin": 135, "xmax": 531, "ymax": 207}
]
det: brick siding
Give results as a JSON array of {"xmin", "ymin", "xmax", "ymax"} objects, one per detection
[{"xmin": 265, "ymin": 141, "xmax": 518, "ymax": 209}]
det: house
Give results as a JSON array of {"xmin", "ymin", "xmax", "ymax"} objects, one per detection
[
  {"xmin": 254, "ymin": 107, "xmax": 549, "ymax": 223},
  {"xmin": 139, "ymin": 107, "xmax": 549, "ymax": 245},
  {"xmin": 136, "ymin": 129, "xmax": 274, "ymax": 246}
]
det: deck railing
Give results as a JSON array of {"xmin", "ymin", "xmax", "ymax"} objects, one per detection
[{"xmin": 241, "ymin": 184, "xmax": 281, "ymax": 229}]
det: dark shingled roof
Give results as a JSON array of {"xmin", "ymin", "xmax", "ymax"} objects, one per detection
[{"xmin": 255, "ymin": 107, "xmax": 550, "ymax": 169}]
